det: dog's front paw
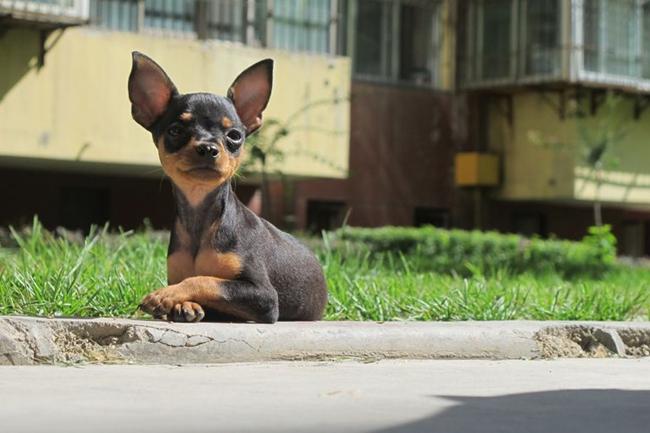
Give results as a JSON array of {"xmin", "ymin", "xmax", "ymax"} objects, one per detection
[
  {"xmin": 140, "ymin": 286, "xmax": 180, "ymax": 320},
  {"xmin": 171, "ymin": 301, "xmax": 205, "ymax": 323},
  {"xmin": 140, "ymin": 285, "xmax": 204, "ymax": 322}
]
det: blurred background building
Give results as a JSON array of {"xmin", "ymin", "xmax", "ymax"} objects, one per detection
[{"xmin": 2, "ymin": 0, "xmax": 650, "ymax": 255}]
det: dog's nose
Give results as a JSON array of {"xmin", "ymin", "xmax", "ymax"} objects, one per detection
[{"xmin": 196, "ymin": 143, "xmax": 219, "ymax": 159}]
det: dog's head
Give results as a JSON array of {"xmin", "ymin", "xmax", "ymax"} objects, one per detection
[{"xmin": 128, "ymin": 52, "xmax": 273, "ymax": 195}]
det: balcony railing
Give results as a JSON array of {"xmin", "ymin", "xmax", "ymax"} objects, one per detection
[
  {"xmin": 86, "ymin": 0, "xmax": 339, "ymax": 55},
  {"xmin": 460, "ymin": 0, "xmax": 650, "ymax": 93},
  {"xmin": 0, "ymin": 0, "xmax": 89, "ymax": 24}
]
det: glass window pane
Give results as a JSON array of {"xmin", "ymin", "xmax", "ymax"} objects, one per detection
[
  {"xmin": 205, "ymin": 0, "xmax": 245, "ymax": 42},
  {"xmin": 272, "ymin": 0, "xmax": 330, "ymax": 54},
  {"xmin": 583, "ymin": 0, "xmax": 601, "ymax": 73},
  {"xmin": 399, "ymin": 3, "xmax": 435, "ymax": 84},
  {"xmin": 355, "ymin": 0, "xmax": 389, "ymax": 76},
  {"xmin": 643, "ymin": 3, "xmax": 650, "ymax": 78},
  {"xmin": 583, "ymin": 0, "xmax": 641, "ymax": 78},
  {"xmin": 89, "ymin": 0, "xmax": 139, "ymax": 31},
  {"xmin": 605, "ymin": 0, "xmax": 638, "ymax": 77},
  {"xmin": 144, "ymin": 0, "xmax": 195, "ymax": 34},
  {"xmin": 481, "ymin": 0, "xmax": 512, "ymax": 80},
  {"xmin": 253, "ymin": 0, "xmax": 268, "ymax": 46},
  {"xmin": 524, "ymin": 0, "xmax": 560, "ymax": 76}
]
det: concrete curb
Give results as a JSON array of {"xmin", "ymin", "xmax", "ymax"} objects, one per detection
[{"xmin": 1, "ymin": 316, "xmax": 649, "ymax": 365}]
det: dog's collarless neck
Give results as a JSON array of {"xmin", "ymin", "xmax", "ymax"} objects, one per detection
[{"xmin": 172, "ymin": 181, "xmax": 236, "ymax": 248}]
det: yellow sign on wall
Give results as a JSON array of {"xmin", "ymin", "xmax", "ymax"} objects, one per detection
[{"xmin": 455, "ymin": 152, "xmax": 500, "ymax": 187}]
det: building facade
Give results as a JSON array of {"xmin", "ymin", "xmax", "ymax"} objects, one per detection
[
  {"xmin": 4, "ymin": 0, "xmax": 650, "ymax": 255},
  {"xmin": 458, "ymin": 0, "xmax": 650, "ymax": 255},
  {"xmin": 297, "ymin": 0, "xmax": 650, "ymax": 256},
  {"xmin": 0, "ymin": 0, "xmax": 350, "ymax": 230},
  {"xmin": 295, "ymin": 0, "xmax": 463, "ymax": 232}
]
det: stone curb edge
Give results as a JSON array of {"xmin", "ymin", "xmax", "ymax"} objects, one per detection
[{"xmin": 1, "ymin": 316, "xmax": 649, "ymax": 365}]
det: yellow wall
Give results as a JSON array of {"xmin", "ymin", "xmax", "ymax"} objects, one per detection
[
  {"xmin": 488, "ymin": 92, "xmax": 650, "ymax": 206},
  {"xmin": 0, "ymin": 27, "xmax": 350, "ymax": 179}
]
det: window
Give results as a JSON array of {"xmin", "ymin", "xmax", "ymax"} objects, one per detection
[
  {"xmin": 480, "ymin": 0, "xmax": 512, "ymax": 80},
  {"xmin": 605, "ymin": 0, "xmax": 638, "ymax": 76},
  {"xmin": 581, "ymin": 0, "xmax": 650, "ymax": 83},
  {"xmin": 203, "ymin": 0, "xmax": 246, "ymax": 42},
  {"xmin": 644, "ymin": 3, "xmax": 650, "ymax": 78},
  {"xmin": 2, "ymin": 0, "xmax": 89, "ymax": 21},
  {"xmin": 583, "ymin": 0, "xmax": 601, "ymax": 73},
  {"xmin": 88, "ymin": 0, "xmax": 338, "ymax": 54},
  {"xmin": 90, "ymin": 1, "xmax": 247, "ymax": 41},
  {"xmin": 400, "ymin": 2, "xmax": 436, "ymax": 84},
  {"xmin": 467, "ymin": 0, "xmax": 565, "ymax": 81},
  {"xmin": 352, "ymin": 0, "xmax": 441, "ymax": 86},
  {"xmin": 584, "ymin": 0, "xmax": 639, "ymax": 76},
  {"xmin": 90, "ymin": 0, "xmax": 139, "ymax": 31},
  {"xmin": 462, "ymin": 0, "xmax": 650, "ymax": 88},
  {"xmin": 464, "ymin": 0, "xmax": 517, "ymax": 84},
  {"xmin": 90, "ymin": 0, "xmax": 198, "ymax": 34},
  {"xmin": 144, "ymin": 0, "xmax": 195, "ymax": 34},
  {"xmin": 355, "ymin": 0, "xmax": 391, "ymax": 76},
  {"xmin": 271, "ymin": 0, "xmax": 331, "ymax": 54},
  {"xmin": 523, "ymin": 0, "xmax": 560, "ymax": 76}
]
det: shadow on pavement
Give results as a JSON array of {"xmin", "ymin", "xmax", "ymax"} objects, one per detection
[{"xmin": 373, "ymin": 389, "xmax": 650, "ymax": 433}]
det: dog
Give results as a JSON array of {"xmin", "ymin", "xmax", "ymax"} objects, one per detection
[{"xmin": 128, "ymin": 52, "xmax": 327, "ymax": 323}]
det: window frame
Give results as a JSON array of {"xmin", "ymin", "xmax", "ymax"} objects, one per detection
[
  {"xmin": 462, "ymin": 0, "xmax": 650, "ymax": 92},
  {"xmin": 573, "ymin": 0, "xmax": 650, "ymax": 92},
  {"xmin": 87, "ymin": 0, "xmax": 341, "ymax": 55},
  {"xmin": 349, "ymin": 0, "xmax": 443, "ymax": 89},
  {"xmin": 464, "ymin": 0, "xmax": 567, "ymax": 88},
  {"xmin": 0, "ymin": 0, "xmax": 89, "ymax": 20},
  {"xmin": 263, "ymin": 0, "xmax": 337, "ymax": 55},
  {"xmin": 141, "ymin": 0, "xmax": 197, "ymax": 38}
]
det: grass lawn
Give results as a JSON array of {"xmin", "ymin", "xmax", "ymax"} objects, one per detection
[{"xmin": 0, "ymin": 221, "xmax": 649, "ymax": 321}]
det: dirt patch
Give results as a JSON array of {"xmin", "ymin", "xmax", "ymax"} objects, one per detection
[
  {"xmin": 536, "ymin": 328, "xmax": 611, "ymax": 358},
  {"xmin": 617, "ymin": 328, "xmax": 650, "ymax": 357},
  {"xmin": 536, "ymin": 325, "xmax": 650, "ymax": 359},
  {"xmin": 53, "ymin": 330, "xmax": 126, "ymax": 364},
  {"xmin": 64, "ymin": 322, "xmax": 141, "ymax": 346}
]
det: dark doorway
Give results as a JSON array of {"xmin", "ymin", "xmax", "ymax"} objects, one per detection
[
  {"xmin": 512, "ymin": 212, "xmax": 547, "ymax": 237},
  {"xmin": 306, "ymin": 200, "xmax": 347, "ymax": 233},
  {"xmin": 413, "ymin": 207, "xmax": 449, "ymax": 228},
  {"xmin": 60, "ymin": 186, "xmax": 110, "ymax": 232}
]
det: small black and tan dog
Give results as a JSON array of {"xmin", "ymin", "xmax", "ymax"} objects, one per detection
[{"xmin": 128, "ymin": 52, "xmax": 327, "ymax": 323}]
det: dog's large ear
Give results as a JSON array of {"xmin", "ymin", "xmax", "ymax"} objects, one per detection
[
  {"xmin": 128, "ymin": 52, "xmax": 178, "ymax": 130},
  {"xmin": 227, "ymin": 59, "xmax": 273, "ymax": 134}
]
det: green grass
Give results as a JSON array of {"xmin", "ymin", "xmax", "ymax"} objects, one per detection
[
  {"xmin": 0, "ymin": 223, "xmax": 166, "ymax": 318},
  {"xmin": 0, "ymin": 220, "xmax": 648, "ymax": 321},
  {"xmin": 322, "ymin": 245, "xmax": 649, "ymax": 321}
]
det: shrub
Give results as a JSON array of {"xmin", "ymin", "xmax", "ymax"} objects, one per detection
[{"xmin": 334, "ymin": 225, "xmax": 616, "ymax": 277}]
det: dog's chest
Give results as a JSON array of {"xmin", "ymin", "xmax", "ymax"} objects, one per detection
[{"xmin": 167, "ymin": 248, "xmax": 242, "ymax": 284}]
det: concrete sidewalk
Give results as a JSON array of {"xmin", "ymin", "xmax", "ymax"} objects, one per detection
[
  {"xmin": 1, "ymin": 359, "xmax": 649, "ymax": 433},
  {"xmin": 1, "ymin": 316, "xmax": 650, "ymax": 365}
]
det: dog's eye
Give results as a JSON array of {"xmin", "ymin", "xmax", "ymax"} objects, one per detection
[
  {"xmin": 226, "ymin": 129, "xmax": 243, "ymax": 143},
  {"xmin": 168, "ymin": 125, "xmax": 184, "ymax": 137},
  {"xmin": 225, "ymin": 129, "xmax": 244, "ymax": 151}
]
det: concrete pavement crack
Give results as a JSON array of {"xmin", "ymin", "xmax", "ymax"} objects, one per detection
[{"xmin": 142, "ymin": 325, "xmax": 260, "ymax": 351}]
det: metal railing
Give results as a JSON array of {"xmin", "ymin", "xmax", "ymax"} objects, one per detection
[
  {"xmin": 0, "ymin": 0, "xmax": 89, "ymax": 20},
  {"xmin": 86, "ymin": 0, "xmax": 338, "ymax": 55},
  {"xmin": 460, "ymin": 0, "xmax": 650, "ymax": 93}
]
